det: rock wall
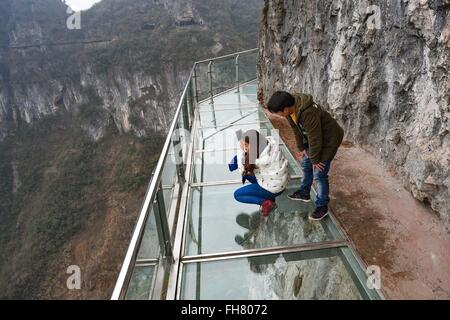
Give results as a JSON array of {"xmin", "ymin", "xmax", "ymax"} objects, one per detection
[
  {"xmin": 257, "ymin": 0, "xmax": 450, "ymax": 227},
  {"xmin": 0, "ymin": 0, "xmax": 189, "ymax": 141},
  {"xmin": 0, "ymin": 0, "xmax": 263, "ymax": 141},
  {"xmin": 0, "ymin": 55, "xmax": 183, "ymax": 140}
]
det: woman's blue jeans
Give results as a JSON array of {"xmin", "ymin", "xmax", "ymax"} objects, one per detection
[
  {"xmin": 234, "ymin": 176, "xmax": 282, "ymax": 205},
  {"xmin": 300, "ymin": 155, "xmax": 331, "ymax": 207}
]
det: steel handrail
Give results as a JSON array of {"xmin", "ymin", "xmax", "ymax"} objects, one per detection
[
  {"xmin": 111, "ymin": 65, "xmax": 196, "ymax": 299},
  {"xmin": 194, "ymin": 48, "xmax": 258, "ymax": 65}
]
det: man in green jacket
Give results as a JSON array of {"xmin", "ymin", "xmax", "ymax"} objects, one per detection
[{"xmin": 267, "ymin": 91, "xmax": 344, "ymax": 221}]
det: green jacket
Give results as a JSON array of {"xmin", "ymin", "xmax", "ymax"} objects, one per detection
[{"xmin": 287, "ymin": 93, "xmax": 344, "ymax": 164}]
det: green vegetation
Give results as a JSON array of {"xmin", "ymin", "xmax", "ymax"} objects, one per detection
[
  {"xmin": 0, "ymin": 110, "xmax": 164, "ymax": 298},
  {"xmin": 114, "ymin": 136, "xmax": 161, "ymax": 192},
  {"xmin": 0, "ymin": 140, "xmax": 14, "ymax": 248},
  {"xmin": 30, "ymin": 135, "xmax": 96, "ymax": 254}
]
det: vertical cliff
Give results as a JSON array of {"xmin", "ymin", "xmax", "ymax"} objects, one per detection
[
  {"xmin": 0, "ymin": 0, "xmax": 262, "ymax": 141},
  {"xmin": 258, "ymin": 0, "xmax": 450, "ymax": 227}
]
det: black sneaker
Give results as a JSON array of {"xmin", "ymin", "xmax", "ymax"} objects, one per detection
[
  {"xmin": 309, "ymin": 206, "xmax": 329, "ymax": 221},
  {"xmin": 288, "ymin": 190, "xmax": 311, "ymax": 202}
]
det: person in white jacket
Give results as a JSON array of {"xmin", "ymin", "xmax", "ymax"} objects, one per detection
[{"xmin": 228, "ymin": 129, "xmax": 290, "ymax": 216}]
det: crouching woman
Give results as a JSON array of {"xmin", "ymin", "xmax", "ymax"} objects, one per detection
[{"xmin": 228, "ymin": 129, "xmax": 290, "ymax": 216}]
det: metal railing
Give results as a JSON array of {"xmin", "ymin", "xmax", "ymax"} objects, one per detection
[
  {"xmin": 111, "ymin": 48, "xmax": 258, "ymax": 300},
  {"xmin": 195, "ymin": 48, "xmax": 258, "ymax": 103}
]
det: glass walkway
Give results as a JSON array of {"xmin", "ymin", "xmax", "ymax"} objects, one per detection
[{"xmin": 111, "ymin": 49, "xmax": 383, "ymax": 300}]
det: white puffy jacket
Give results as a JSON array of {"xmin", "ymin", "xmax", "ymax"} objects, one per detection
[{"xmin": 237, "ymin": 136, "xmax": 290, "ymax": 193}]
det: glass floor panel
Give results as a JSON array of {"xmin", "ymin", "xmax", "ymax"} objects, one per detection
[
  {"xmin": 137, "ymin": 208, "xmax": 160, "ymax": 260},
  {"xmin": 125, "ymin": 265, "xmax": 155, "ymax": 300},
  {"xmin": 184, "ymin": 179, "xmax": 342, "ymax": 256},
  {"xmin": 199, "ymin": 104, "xmax": 259, "ymax": 111},
  {"xmin": 161, "ymin": 150, "xmax": 177, "ymax": 185},
  {"xmin": 192, "ymin": 148, "xmax": 242, "ymax": 183},
  {"xmin": 199, "ymin": 107, "xmax": 259, "ymax": 127},
  {"xmin": 195, "ymin": 122, "xmax": 279, "ymax": 151},
  {"xmin": 238, "ymin": 84, "xmax": 258, "ymax": 95},
  {"xmin": 200, "ymin": 80, "xmax": 258, "ymax": 107},
  {"xmin": 192, "ymin": 145, "xmax": 302, "ymax": 183},
  {"xmin": 196, "ymin": 82, "xmax": 258, "ymax": 107},
  {"xmin": 204, "ymin": 92, "xmax": 258, "ymax": 106},
  {"xmin": 163, "ymin": 187, "xmax": 175, "ymax": 216},
  {"xmin": 199, "ymin": 108, "xmax": 267, "ymax": 129},
  {"xmin": 180, "ymin": 248, "xmax": 363, "ymax": 300}
]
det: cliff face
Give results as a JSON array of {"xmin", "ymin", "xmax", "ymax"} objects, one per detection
[
  {"xmin": 0, "ymin": 0, "xmax": 262, "ymax": 140},
  {"xmin": 258, "ymin": 0, "xmax": 450, "ymax": 226},
  {"xmin": 0, "ymin": 0, "xmax": 176, "ymax": 140}
]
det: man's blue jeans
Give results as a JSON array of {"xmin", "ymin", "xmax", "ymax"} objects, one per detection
[{"xmin": 299, "ymin": 155, "xmax": 331, "ymax": 207}]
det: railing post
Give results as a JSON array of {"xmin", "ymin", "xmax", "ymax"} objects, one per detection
[
  {"xmin": 187, "ymin": 80, "xmax": 195, "ymax": 127},
  {"xmin": 193, "ymin": 65, "xmax": 199, "ymax": 105},
  {"xmin": 208, "ymin": 61, "xmax": 213, "ymax": 104},
  {"xmin": 154, "ymin": 181, "xmax": 174, "ymax": 264},
  {"xmin": 182, "ymin": 97, "xmax": 190, "ymax": 130},
  {"xmin": 172, "ymin": 126, "xmax": 186, "ymax": 186},
  {"xmin": 235, "ymin": 54, "xmax": 240, "ymax": 93}
]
